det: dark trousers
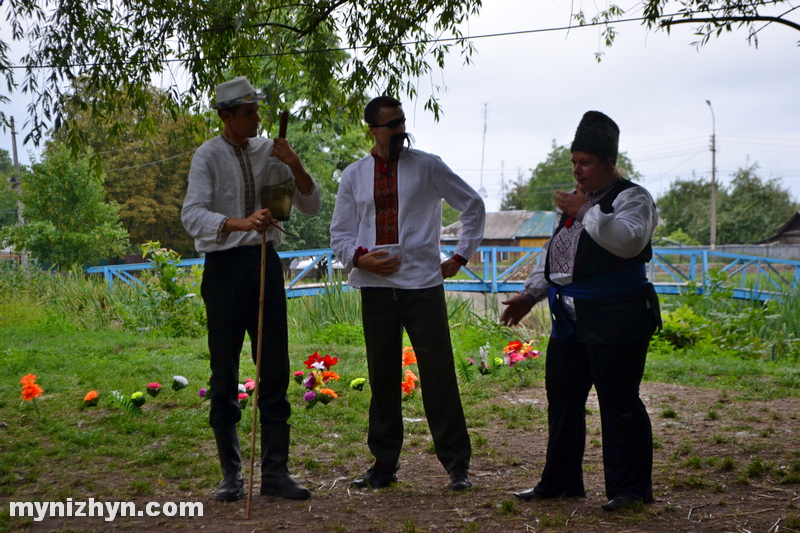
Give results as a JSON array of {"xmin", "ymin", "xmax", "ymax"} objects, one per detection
[
  {"xmin": 540, "ymin": 335, "xmax": 653, "ymax": 500},
  {"xmin": 201, "ymin": 244, "xmax": 291, "ymax": 429},
  {"xmin": 361, "ymin": 285, "xmax": 471, "ymax": 474}
]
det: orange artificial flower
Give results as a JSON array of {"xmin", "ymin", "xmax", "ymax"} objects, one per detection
[
  {"xmin": 319, "ymin": 388, "xmax": 338, "ymax": 399},
  {"xmin": 321, "ymin": 371, "xmax": 340, "ymax": 382},
  {"xmin": 402, "ymin": 347, "xmax": 417, "ymax": 366},
  {"xmin": 20, "ymin": 374, "xmax": 43, "ymax": 401},
  {"xmin": 401, "ymin": 369, "xmax": 418, "ymax": 395},
  {"xmin": 84, "ymin": 391, "xmax": 99, "ymax": 402}
]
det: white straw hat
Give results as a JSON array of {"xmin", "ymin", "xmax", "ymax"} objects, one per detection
[{"xmin": 211, "ymin": 76, "xmax": 266, "ymax": 110}]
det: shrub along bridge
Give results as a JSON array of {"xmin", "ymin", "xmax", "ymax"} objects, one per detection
[{"xmin": 87, "ymin": 247, "xmax": 800, "ymax": 302}]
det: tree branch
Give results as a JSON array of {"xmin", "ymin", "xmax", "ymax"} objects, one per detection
[{"xmin": 661, "ymin": 15, "xmax": 800, "ymax": 32}]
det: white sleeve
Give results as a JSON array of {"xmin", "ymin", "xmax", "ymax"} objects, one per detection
[
  {"xmin": 432, "ymin": 157, "xmax": 486, "ymax": 261},
  {"xmin": 329, "ymin": 172, "xmax": 358, "ymax": 268},
  {"xmin": 293, "ymin": 177, "xmax": 322, "ymax": 216},
  {"xmin": 181, "ymin": 151, "xmax": 229, "ymax": 246},
  {"xmin": 579, "ymin": 186, "xmax": 657, "ymax": 259}
]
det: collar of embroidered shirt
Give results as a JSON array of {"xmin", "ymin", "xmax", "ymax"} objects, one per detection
[
  {"xmin": 584, "ymin": 176, "xmax": 620, "ymax": 204},
  {"xmin": 221, "ymin": 132, "xmax": 249, "ymax": 150}
]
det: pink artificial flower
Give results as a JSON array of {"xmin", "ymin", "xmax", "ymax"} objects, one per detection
[{"xmin": 506, "ymin": 352, "xmax": 525, "ymax": 367}]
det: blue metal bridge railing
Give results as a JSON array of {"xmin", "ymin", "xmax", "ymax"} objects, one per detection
[{"xmin": 86, "ymin": 247, "xmax": 800, "ymax": 301}]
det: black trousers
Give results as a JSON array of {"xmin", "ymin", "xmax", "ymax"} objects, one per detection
[
  {"xmin": 201, "ymin": 244, "xmax": 291, "ymax": 429},
  {"xmin": 539, "ymin": 335, "xmax": 653, "ymax": 500},
  {"xmin": 361, "ymin": 285, "xmax": 471, "ymax": 474}
]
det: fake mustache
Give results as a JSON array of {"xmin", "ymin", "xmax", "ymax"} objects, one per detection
[{"xmin": 390, "ymin": 132, "xmax": 414, "ymax": 152}]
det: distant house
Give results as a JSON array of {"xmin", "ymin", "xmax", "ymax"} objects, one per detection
[
  {"xmin": 516, "ymin": 211, "xmax": 557, "ymax": 248},
  {"xmin": 761, "ymin": 211, "xmax": 800, "ymax": 245},
  {"xmin": 441, "ymin": 210, "xmax": 555, "ymax": 262}
]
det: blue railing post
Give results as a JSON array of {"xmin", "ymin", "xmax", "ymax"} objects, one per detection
[{"xmin": 491, "ymin": 247, "xmax": 498, "ymax": 294}]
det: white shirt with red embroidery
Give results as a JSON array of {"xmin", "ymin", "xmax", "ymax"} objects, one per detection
[{"xmin": 330, "ymin": 148, "xmax": 485, "ymax": 289}]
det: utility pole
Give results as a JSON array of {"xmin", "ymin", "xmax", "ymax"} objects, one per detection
[
  {"xmin": 9, "ymin": 116, "xmax": 28, "ymax": 266},
  {"xmin": 706, "ymin": 100, "xmax": 717, "ymax": 251},
  {"xmin": 477, "ymin": 102, "xmax": 488, "ymax": 199}
]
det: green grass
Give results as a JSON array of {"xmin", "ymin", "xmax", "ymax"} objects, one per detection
[{"xmin": 3, "ymin": 262, "xmax": 800, "ymax": 531}]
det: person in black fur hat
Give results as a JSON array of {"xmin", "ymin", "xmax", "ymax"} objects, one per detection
[{"xmin": 501, "ymin": 110, "xmax": 661, "ymax": 512}]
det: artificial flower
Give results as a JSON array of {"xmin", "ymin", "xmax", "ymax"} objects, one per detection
[
  {"xmin": 172, "ymin": 376, "xmax": 189, "ymax": 391},
  {"xmin": 83, "ymin": 390, "xmax": 99, "ymax": 406},
  {"xmin": 503, "ymin": 340, "xmax": 523, "ymax": 354},
  {"xmin": 146, "ymin": 382, "xmax": 161, "ymax": 397},
  {"xmin": 238, "ymin": 392, "xmax": 249, "ymax": 408},
  {"xmin": 238, "ymin": 383, "xmax": 247, "ymax": 394},
  {"xmin": 130, "ymin": 391, "xmax": 146, "ymax": 407},
  {"xmin": 321, "ymin": 370, "xmax": 340, "ymax": 382},
  {"xmin": 20, "ymin": 374, "xmax": 43, "ymax": 401},
  {"xmin": 243, "ymin": 379, "xmax": 256, "ymax": 393},
  {"xmin": 317, "ymin": 388, "xmax": 338, "ymax": 404},
  {"xmin": 350, "ymin": 378, "xmax": 367, "ymax": 391},
  {"xmin": 299, "ymin": 351, "xmax": 341, "ymax": 407},
  {"xmin": 402, "ymin": 347, "xmax": 417, "ymax": 366},
  {"xmin": 198, "ymin": 387, "xmax": 208, "ymax": 399},
  {"xmin": 502, "ymin": 340, "xmax": 541, "ymax": 373},
  {"xmin": 478, "ymin": 343, "xmax": 492, "ymax": 375},
  {"xmin": 401, "ymin": 369, "xmax": 418, "ymax": 395},
  {"xmin": 505, "ymin": 352, "xmax": 525, "ymax": 366},
  {"xmin": 303, "ymin": 352, "xmax": 338, "ymax": 370}
]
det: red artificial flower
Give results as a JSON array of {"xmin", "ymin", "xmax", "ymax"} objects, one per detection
[
  {"xmin": 503, "ymin": 340, "xmax": 523, "ymax": 353},
  {"xmin": 303, "ymin": 351, "xmax": 338, "ymax": 370},
  {"xmin": 304, "ymin": 351, "xmax": 323, "ymax": 369}
]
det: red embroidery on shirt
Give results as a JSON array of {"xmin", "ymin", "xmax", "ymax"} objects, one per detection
[{"xmin": 373, "ymin": 152, "xmax": 400, "ymax": 245}]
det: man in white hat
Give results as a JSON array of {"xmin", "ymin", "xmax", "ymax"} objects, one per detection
[{"xmin": 182, "ymin": 76, "xmax": 321, "ymax": 502}]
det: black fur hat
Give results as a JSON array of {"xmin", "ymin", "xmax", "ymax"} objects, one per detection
[{"xmin": 570, "ymin": 111, "xmax": 620, "ymax": 164}]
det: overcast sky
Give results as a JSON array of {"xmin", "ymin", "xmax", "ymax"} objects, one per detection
[{"xmin": 2, "ymin": 1, "xmax": 799, "ymax": 213}]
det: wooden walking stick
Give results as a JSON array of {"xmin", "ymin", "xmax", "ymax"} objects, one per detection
[{"xmin": 246, "ymin": 110, "xmax": 290, "ymax": 519}]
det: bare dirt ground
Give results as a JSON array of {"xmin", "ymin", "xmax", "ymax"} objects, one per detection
[{"xmin": 13, "ymin": 382, "xmax": 800, "ymax": 533}]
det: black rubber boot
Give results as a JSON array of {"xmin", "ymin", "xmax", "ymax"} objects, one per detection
[
  {"xmin": 260, "ymin": 424, "xmax": 312, "ymax": 500},
  {"xmin": 213, "ymin": 425, "xmax": 246, "ymax": 502}
]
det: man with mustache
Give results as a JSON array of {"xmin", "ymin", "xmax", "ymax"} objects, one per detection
[{"xmin": 330, "ymin": 96, "xmax": 486, "ymax": 491}]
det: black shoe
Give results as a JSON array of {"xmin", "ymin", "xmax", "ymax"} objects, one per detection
[
  {"xmin": 602, "ymin": 494, "xmax": 646, "ymax": 511},
  {"xmin": 449, "ymin": 467, "xmax": 472, "ymax": 491},
  {"xmin": 260, "ymin": 474, "xmax": 312, "ymax": 500},
  {"xmin": 514, "ymin": 485, "xmax": 585, "ymax": 501},
  {"xmin": 351, "ymin": 468, "xmax": 397, "ymax": 489}
]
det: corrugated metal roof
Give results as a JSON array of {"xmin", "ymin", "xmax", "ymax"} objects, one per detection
[
  {"xmin": 442, "ymin": 211, "xmax": 553, "ymax": 241},
  {"xmin": 516, "ymin": 211, "xmax": 556, "ymax": 238}
]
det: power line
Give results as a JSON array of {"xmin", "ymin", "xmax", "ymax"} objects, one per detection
[{"xmin": 6, "ymin": 6, "xmax": 789, "ymax": 70}]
